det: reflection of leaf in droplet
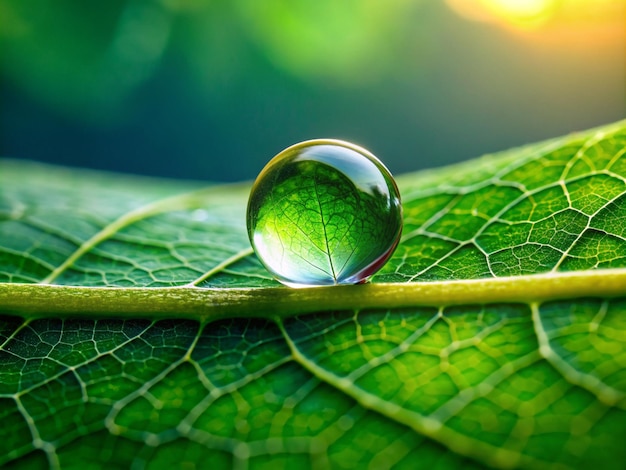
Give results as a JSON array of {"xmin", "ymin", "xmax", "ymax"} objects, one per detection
[
  {"xmin": 248, "ymin": 145, "xmax": 402, "ymax": 287},
  {"xmin": 1, "ymin": 120, "xmax": 626, "ymax": 468}
]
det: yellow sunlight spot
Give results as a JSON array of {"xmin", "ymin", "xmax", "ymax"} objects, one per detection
[
  {"xmin": 446, "ymin": 0, "xmax": 624, "ymax": 44},
  {"xmin": 446, "ymin": 0, "xmax": 555, "ymax": 29}
]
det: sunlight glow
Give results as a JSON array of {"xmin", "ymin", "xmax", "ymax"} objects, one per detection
[
  {"xmin": 446, "ymin": 0, "xmax": 555, "ymax": 28},
  {"xmin": 446, "ymin": 0, "xmax": 625, "ymax": 45},
  {"xmin": 481, "ymin": 0, "xmax": 555, "ymax": 28}
]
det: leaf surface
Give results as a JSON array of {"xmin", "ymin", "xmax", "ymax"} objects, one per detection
[{"xmin": 1, "ymin": 122, "xmax": 626, "ymax": 469}]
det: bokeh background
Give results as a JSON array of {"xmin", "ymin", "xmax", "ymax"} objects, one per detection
[{"xmin": 1, "ymin": 0, "xmax": 624, "ymax": 182}]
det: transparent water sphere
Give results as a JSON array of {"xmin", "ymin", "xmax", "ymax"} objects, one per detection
[{"xmin": 247, "ymin": 139, "xmax": 403, "ymax": 287}]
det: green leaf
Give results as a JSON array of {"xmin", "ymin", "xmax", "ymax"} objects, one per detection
[{"xmin": 1, "ymin": 121, "xmax": 626, "ymax": 469}]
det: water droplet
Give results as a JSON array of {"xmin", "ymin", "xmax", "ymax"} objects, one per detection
[{"xmin": 247, "ymin": 139, "xmax": 402, "ymax": 287}]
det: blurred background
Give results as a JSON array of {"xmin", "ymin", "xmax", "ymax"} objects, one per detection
[{"xmin": 1, "ymin": 0, "xmax": 624, "ymax": 182}]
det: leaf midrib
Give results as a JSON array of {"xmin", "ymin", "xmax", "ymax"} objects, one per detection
[{"xmin": 2, "ymin": 268, "xmax": 626, "ymax": 321}]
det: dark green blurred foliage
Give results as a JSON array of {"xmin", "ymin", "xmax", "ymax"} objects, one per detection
[{"xmin": 1, "ymin": 0, "xmax": 624, "ymax": 181}]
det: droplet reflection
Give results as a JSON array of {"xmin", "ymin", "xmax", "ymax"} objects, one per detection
[{"xmin": 247, "ymin": 139, "xmax": 402, "ymax": 287}]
